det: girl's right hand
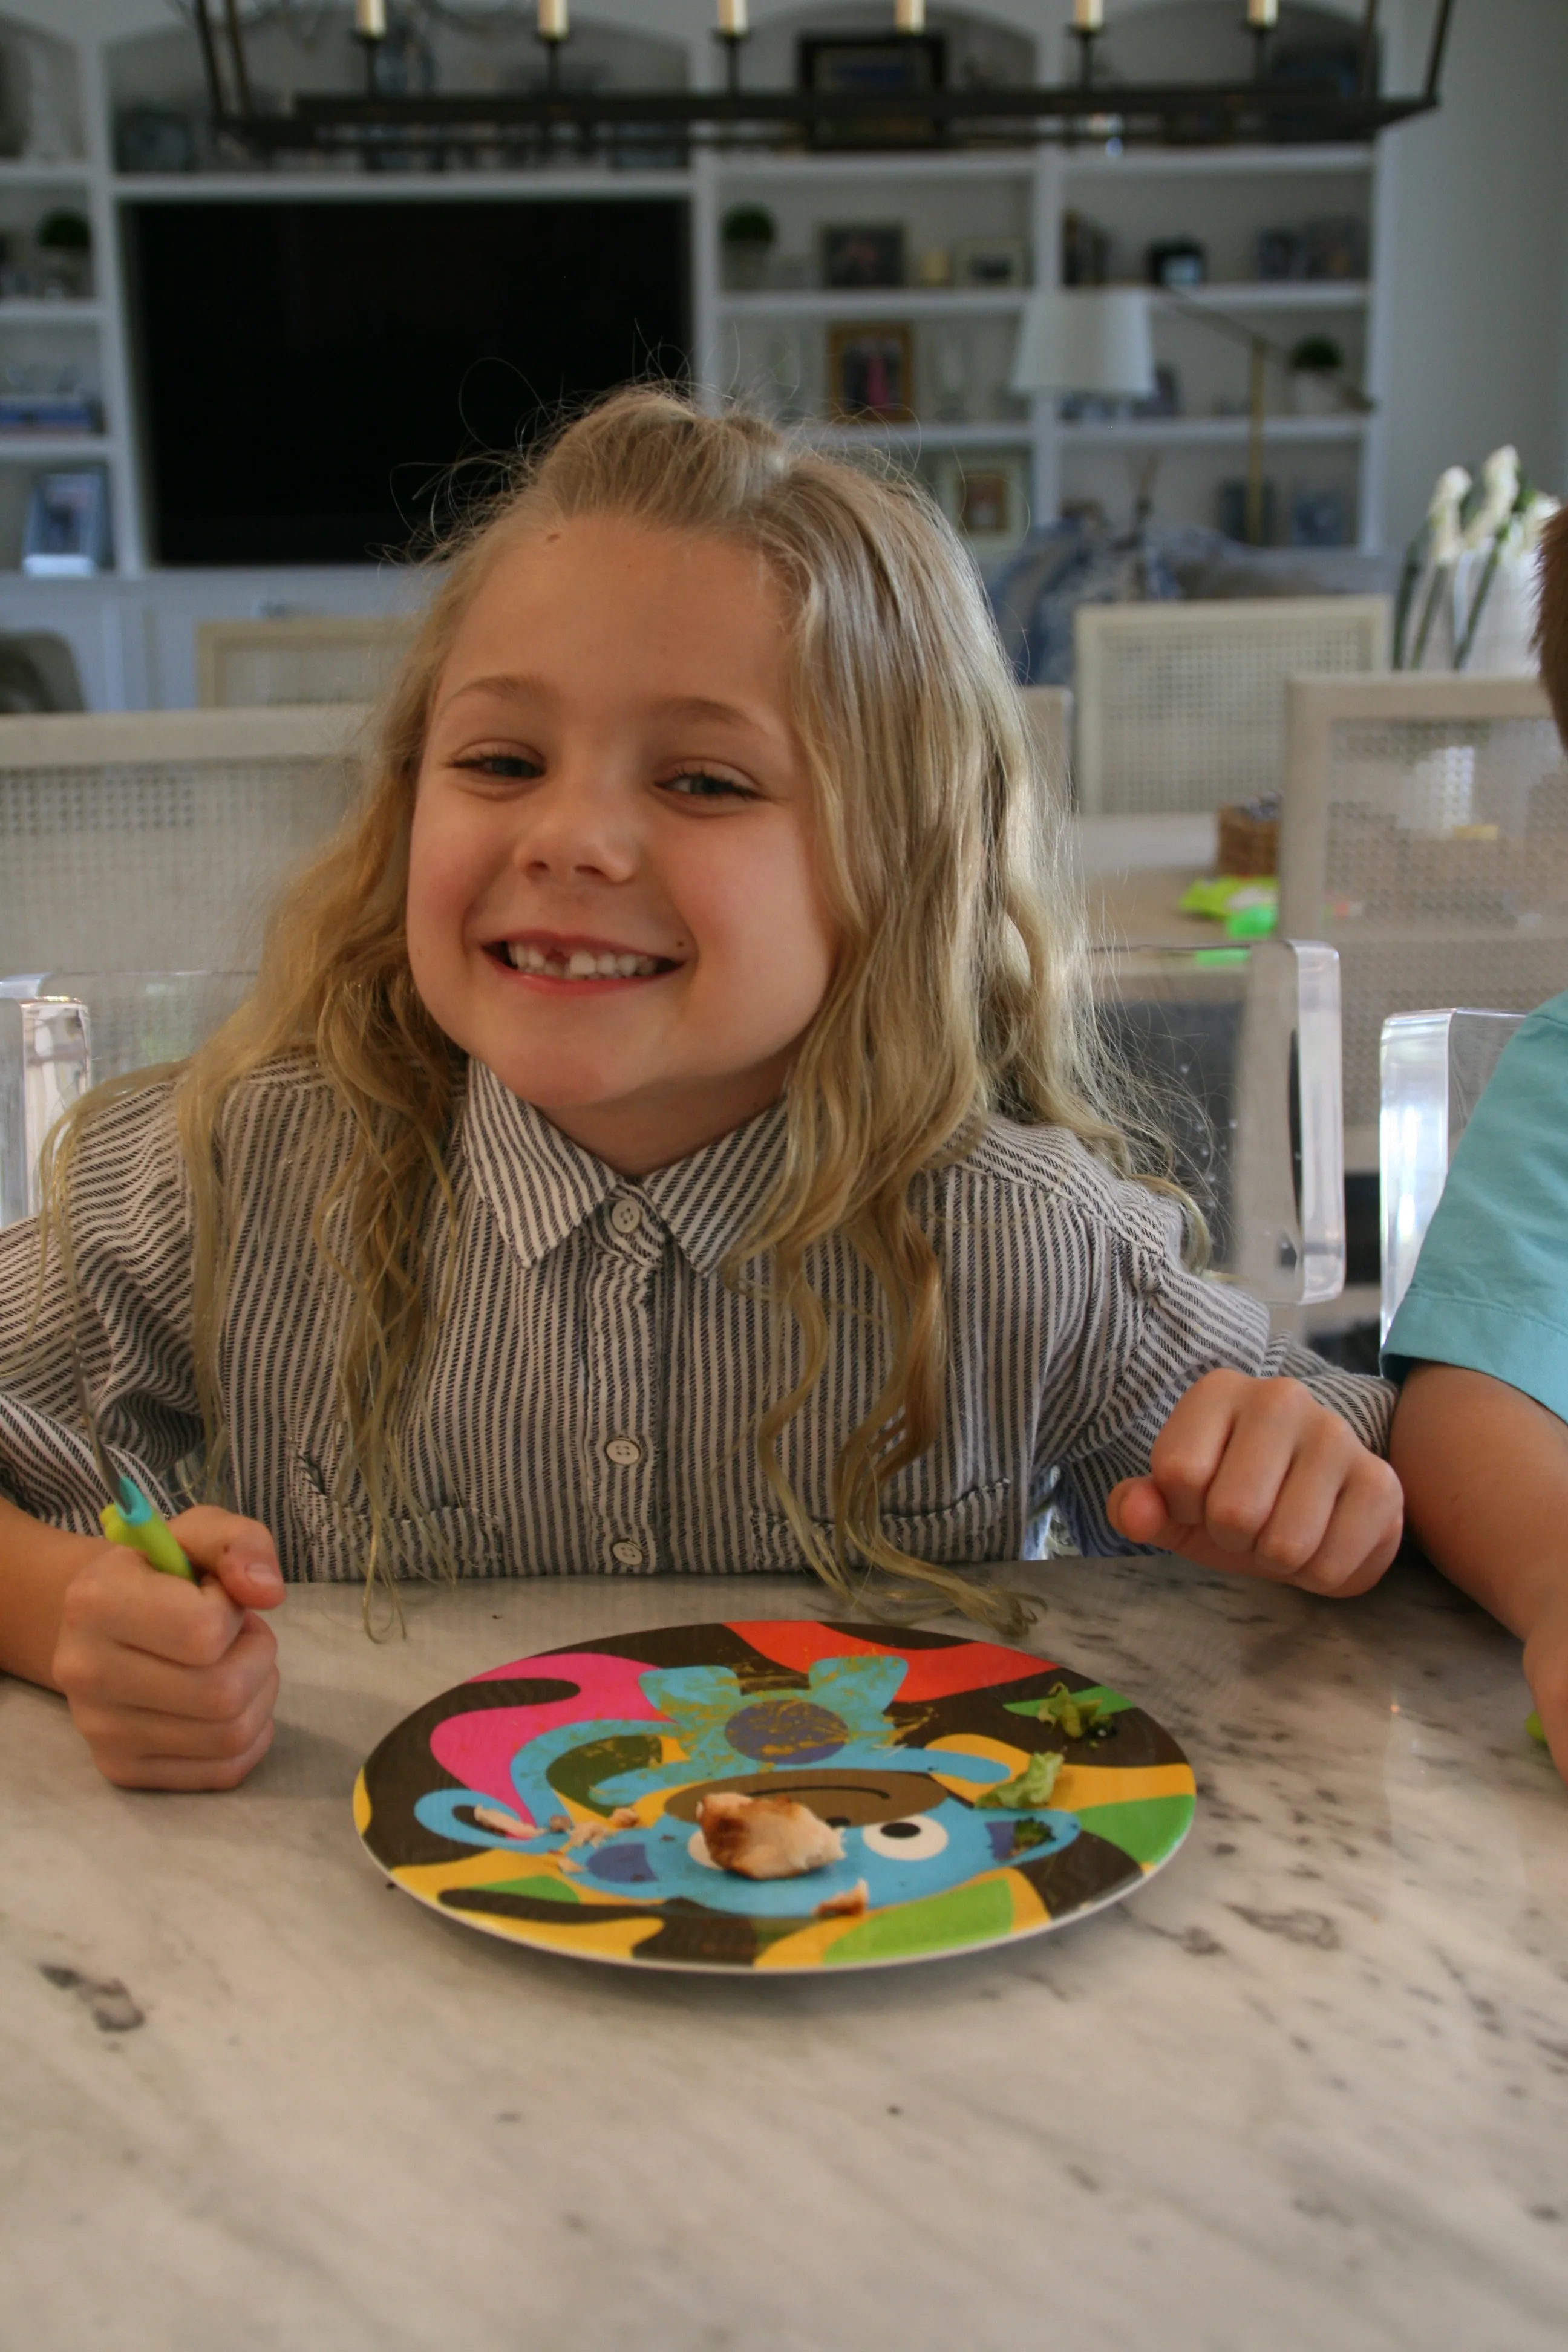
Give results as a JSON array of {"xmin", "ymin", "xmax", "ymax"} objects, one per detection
[{"xmin": 51, "ymin": 1508, "xmax": 284, "ymax": 1791}]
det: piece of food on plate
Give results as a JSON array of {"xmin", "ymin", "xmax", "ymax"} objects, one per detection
[
  {"xmin": 815, "ymin": 1879, "xmax": 869, "ymax": 1919},
  {"xmin": 696, "ymin": 1790, "xmax": 846, "ymax": 1880}
]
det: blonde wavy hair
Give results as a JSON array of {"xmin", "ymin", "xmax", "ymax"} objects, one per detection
[{"xmin": 42, "ymin": 388, "xmax": 1166, "ymax": 1636}]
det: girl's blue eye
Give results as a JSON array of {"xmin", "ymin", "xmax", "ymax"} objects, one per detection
[
  {"xmin": 456, "ymin": 753, "xmax": 538, "ymax": 781},
  {"xmin": 661, "ymin": 769, "xmax": 753, "ymax": 801}
]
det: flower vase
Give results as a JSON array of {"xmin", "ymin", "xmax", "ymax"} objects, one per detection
[{"xmin": 1452, "ymin": 544, "xmax": 1543, "ymax": 675}]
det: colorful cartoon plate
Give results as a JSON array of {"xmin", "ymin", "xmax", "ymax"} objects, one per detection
[{"xmin": 354, "ymin": 1619, "xmax": 1197, "ymax": 1974}]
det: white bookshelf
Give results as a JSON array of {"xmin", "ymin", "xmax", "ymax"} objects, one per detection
[
  {"xmin": 0, "ymin": 0, "xmax": 1390, "ymax": 697},
  {"xmin": 0, "ymin": 16, "xmax": 117, "ymax": 589}
]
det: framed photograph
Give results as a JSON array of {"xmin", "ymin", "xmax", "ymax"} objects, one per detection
[
  {"xmin": 931, "ymin": 452, "xmax": 1030, "ymax": 558},
  {"xmin": 953, "ymin": 236, "xmax": 1028, "ymax": 290},
  {"xmin": 797, "ymin": 33, "xmax": 946, "ymax": 151},
  {"xmin": 1302, "ymin": 214, "xmax": 1366, "ymax": 281},
  {"xmin": 827, "ymin": 323, "xmax": 915, "ymax": 424},
  {"xmin": 820, "ymin": 224, "xmax": 906, "ymax": 291},
  {"xmin": 21, "ymin": 469, "xmax": 111, "ymax": 577}
]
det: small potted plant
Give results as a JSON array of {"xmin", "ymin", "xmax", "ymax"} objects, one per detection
[
  {"xmin": 1288, "ymin": 333, "xmax": 1344, "ymax": 417},
  {"xmin": 37, "ymin": 208, "xmax": 91, "ymax": 300},
  {"xmin": 720, "ymin": 203, "xmax": 776, "ymax": 293}
]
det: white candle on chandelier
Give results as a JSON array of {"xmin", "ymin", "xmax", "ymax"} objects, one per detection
[
  {"xmin": 718, "ymin": 1, "xmax": 748, "ymax": 34},
  {"xmin": 1247, "ymin": 0, "xmax": 1279, "ymax": 26},
  {"xmin": 538, "ymin": 0, "xmax": 569, "ymax": 38},
  {"xmin": 354, "ymin": 0, "xmax": 387, "ymax": 38},
  {"xmin": 895, "ymin": 0, "xmax": 926, "ymax": 32},
  {"xmin": 1073, "ymin": 0, "xmax": 1105, "ymax": 30}
]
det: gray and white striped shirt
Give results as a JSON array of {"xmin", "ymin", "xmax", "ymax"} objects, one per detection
[{"xmin": 0, "ymin": 1057, "xmax": 1393, "ymax": 1581}]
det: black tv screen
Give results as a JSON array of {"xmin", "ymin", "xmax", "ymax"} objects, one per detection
[{"xmin": 126, "ymin": 198, "xmax": 691, "ymax": 566}]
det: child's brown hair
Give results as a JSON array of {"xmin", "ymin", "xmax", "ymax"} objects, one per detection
[{"xmin": 1536, "ymin": 505, "xmax": 1568, "ymax": 741}]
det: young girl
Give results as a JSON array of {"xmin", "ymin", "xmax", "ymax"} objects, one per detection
[{"xmin": 0, "ymin": 390, "xmax": 1400, "ymax": 1791}]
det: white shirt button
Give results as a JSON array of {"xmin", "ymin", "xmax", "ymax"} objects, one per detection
[
  {"xmin": 605, "ymin": 1436, "xmax": 643, "ymax": 1468},
  {"xmin": 612, "ymin": 1538, "xmax": 645, "ymax": 1568},
  {"xmin": 609, "ymin": 1198, "xmax": 642, "ymax": 1236}
]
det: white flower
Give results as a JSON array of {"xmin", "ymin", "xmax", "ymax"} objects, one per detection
[
  {"xmin": 1520, "ymin": 492, "xmax": 1561, "ymax": 554},
  {"xmin": 1460, "ymin": 445, "xmax": 1521, "ymax": 550},
  {"xmin": 1426, "ymin": 466, "xmax": 1471, "ymax": 565}
]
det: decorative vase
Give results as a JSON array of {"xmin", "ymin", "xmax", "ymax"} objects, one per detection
[{"xmin": 1452, "ymin": 544, "xmax": 1542, "ymax": 675}]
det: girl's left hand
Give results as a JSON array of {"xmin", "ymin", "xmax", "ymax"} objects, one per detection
[{"xmin": 1106, "ymin": 1369, "xmax": 1404, "ymax": 1596}]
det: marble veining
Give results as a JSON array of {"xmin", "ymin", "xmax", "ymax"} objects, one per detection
[{"xmin": 2, "ymin": 1554, "xmax": 1566, "ymax": 2352}]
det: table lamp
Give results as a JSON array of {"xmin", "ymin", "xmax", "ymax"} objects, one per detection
[
  {"xmin": 1011, "ymin": 287, "xmax": 1304, "ymax": 546},
  {"xmin": 1009, "ymin": 288, "xmax": 1156, "ymax": 407}
]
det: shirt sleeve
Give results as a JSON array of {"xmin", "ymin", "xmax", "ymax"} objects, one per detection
[
  {"xmin": 1043, "ymin": 1176, "xmax": 1394, "ymax": 1558},
  {"xmin": 0, "ymin": 1079, "xmax": 202, "ymax": 1535},
  {"xmin": 1383, "ymin": 995, "xmax": 1568, "ymax": 1423}
]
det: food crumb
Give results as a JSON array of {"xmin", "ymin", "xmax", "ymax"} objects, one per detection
[
  {"xmin": 815, "ymin": 1880, "xmax": 870, "ymax": 1919},
  {"xmin": 473, "ymin": 1805, "xmax": 533, "ymax": 1840}
]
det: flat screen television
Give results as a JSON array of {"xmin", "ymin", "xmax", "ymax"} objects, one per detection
[{"xmin": 125, "ymin": 197, "xmax": 691, "ymax": 566}]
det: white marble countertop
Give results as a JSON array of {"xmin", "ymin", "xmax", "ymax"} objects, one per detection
[{"xmin": 3, "ymin": 1553, "xmax": 1566, "ymax": 2352}]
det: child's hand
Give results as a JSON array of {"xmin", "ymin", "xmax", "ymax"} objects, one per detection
[
  {"xmin": 1106, "ymin": 1370, "xmax": 1403, "ymax": 1596},
  {"xmin": 51, "ymin": 1508, "xmax": 284, "ymax": 1790}
]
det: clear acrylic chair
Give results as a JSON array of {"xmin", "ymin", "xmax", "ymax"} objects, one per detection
[
  {"xmin": 1093, "ymin": 936, "xmax": 1345, "ymax": 1304},
  {"xmin": 0, "ymin": 972, "xmax": 251, "ymax": 1226},
  {"xmin": 1379, "ymin": 1007, "xmax": 1525, "ymax": 1339},
  {"xmin": 5, "ymin": 945, "xmax": 1345, "ymax": 1313}
]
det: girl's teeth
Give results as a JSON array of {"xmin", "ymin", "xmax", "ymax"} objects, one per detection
[{"xmin": 505, "ymin": 943, "xmax": 661, "ymax": 979}]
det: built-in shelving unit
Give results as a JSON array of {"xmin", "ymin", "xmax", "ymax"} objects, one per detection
[{"xmin": 0, "ymin": 0, "xmax": 1391, "ymax": 706}]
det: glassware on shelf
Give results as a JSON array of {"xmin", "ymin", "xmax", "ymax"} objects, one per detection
[
  {"xmin": 932, "ymin": 329, "xmax": 971, "ymax": 423},
  {"xmin": 19, "ymin": 36, "xmax": 79, "ymax": 166},
  {"xmin": 758, "ymin": 328, "xmax": 806, "ymax": 423}
]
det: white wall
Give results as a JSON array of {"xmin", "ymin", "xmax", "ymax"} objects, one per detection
[{"xmin": 1374, "ymin": 0, "xmax": 1568, "ymax": 552}]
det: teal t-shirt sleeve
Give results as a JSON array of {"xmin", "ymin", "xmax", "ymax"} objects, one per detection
[{"xmin": 1383, "ymin": 993, "xmax": 1568, "ymax": 1422}]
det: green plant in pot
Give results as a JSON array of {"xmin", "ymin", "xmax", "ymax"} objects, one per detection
[
  {"xmin": 1288, "ymin": 333, "xmax": 1344, "ymax": 418},
  {"xmin": 38, "ymin": 209, "xmax": 91, "ymax": 299},
  {"xmin": 720, "ymin": 203, "xmax": 776, "ymax": 293}
]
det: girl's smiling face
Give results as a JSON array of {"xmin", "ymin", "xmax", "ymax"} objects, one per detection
[{"xmin": 407, "ymin": 514, "xmax": 835, "ymax": 1174}]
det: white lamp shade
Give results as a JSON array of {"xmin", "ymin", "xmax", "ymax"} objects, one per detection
[{"xmin": 1009, "ymin": 290, "xmax": 1155, "ymax": 398}]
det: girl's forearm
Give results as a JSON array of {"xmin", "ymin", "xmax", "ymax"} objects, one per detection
[
  {"xmin": 0, "ymin": 1493, "xmax": 100, "ymax": 1690},
  {"xmin": 1390, "ymin": 1363, "xmax": 1568, "ymax": 1639}
]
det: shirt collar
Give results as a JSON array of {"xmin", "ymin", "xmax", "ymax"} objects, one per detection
[{"xmin": 462, "ymin": 1058, "xmax": 788, "ymax": 1276}]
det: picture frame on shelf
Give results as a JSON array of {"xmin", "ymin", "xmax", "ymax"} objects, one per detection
[
  {"xmin": 1256, "ymin": 226, "xmax": 1304, "ymax": 282},
  {"xmin": 827, "ymin": 323, "xmax": 915, "ymax": 424},
  {"xmin": 1302, "ymin": 216, "xmax": 1365, "ymax": 281},
  {"xmin": 931, "ymin": 451, "xmax": 1030, "ymax": 559},
  {"xmin": 820, "ymin": 224, "xmax": 906, "ymax": 292},
  {"xmin": 1217, "ymin": 478, "xmax": 1279, "ymax": 546},
  {"xmin": 1062, "ymin": 210, "xmax": 1110, "ymax": 288},
  {"xmin": 1289, "ymin": 488, "xmax": 1350, "ymax": 548},
  {"xmin": 797, "ymin": 33, "xmax": 947, "ymax": 151},
  {"xmin": 22, "ymin": 469, "xmax": 111, "ymax": 577},
  {"xmin": 1146, "ymin": 237, "xmax": 1207, "ymax": 290},
  {"xmin": 952, "ymin": 237, "xmax": 1028, "ymax": 290}
]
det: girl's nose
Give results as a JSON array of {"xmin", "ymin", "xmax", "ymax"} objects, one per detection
[{"xmin": 515, "ymin": 767, "xmax": 638, "ymax": 884}]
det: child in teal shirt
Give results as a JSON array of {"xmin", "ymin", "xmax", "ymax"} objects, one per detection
[{"xmin": 1388, "ymin": 506, "xmax": 1568, "ymax": 1785}]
